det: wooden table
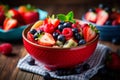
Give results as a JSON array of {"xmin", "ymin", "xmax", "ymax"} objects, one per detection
[{"xmin": 0, "ymin": 4, "xmax": 120, "ymax": 80}]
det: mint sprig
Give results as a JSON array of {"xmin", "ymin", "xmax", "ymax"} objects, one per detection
[{"xmin": 57, "ymin": 11, "xmax": 75, "ymax": 23}]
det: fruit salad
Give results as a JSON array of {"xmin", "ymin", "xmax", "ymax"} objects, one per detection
[
  {"xmin": 27, "ymin": 11, "xmax": 98, "ymax": 48},
  {"xmin": 84, "ymin": 4, "xmax": 120, "ymax": 26},
  {"xmin": 0, "ymin": 4, "xmax": 39, "ymax": 31}
]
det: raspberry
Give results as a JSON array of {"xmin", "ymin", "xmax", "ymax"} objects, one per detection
[
  {"xmin": 0, "ymin": 43, "xmax": 12, "ymax": 55},
  {"xmin": 44, "ymin": 23, "xmax": 55, "ymax": 33},
  {"xmin": 62, "ymin": 28, "xmax": 73, "ymax": 40}
]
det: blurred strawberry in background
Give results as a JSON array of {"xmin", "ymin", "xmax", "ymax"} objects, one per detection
[
  {"xmin": 18, "ymin": 4, "xmax": 39, "ymax": 24},
  {"xmin": 0, "ymin": 5, "xmax": 9, "ymax": 26}
]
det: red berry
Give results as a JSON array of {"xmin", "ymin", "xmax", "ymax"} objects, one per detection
[
  {"xmin": 0, "ymin": 43, "xmax": 12, "ymax": 55},
  {"xmin": 44, "ymin": 23, "xmax": 55, "ymax": 33},
  {"xmin": 62, "ymin": 28, "xmax": 73, "ymax": 40}
]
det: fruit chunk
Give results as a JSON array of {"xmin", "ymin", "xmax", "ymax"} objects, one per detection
[
  {"xmin": 18, "ymin": 4, "xmax": 39, "ymax": 24},
  {"xmin": 0, "ymin": 43, "xmax": 12, "ymax": 55},
  {"xmin": 44, "ymin": 17, "xmax": 60, "ymax": 28},
  {"xmin": 85, "ymin": 11, "xmax": 97, "ymax": 23},
  {"xmin": 82, "ymin": 24, "xmax": 97, "ymax": 42},
  {"xmin": 7, "ymin": 9, "xmax": 24, "ymax": 25},
  {"xmin": 96, "ymin": 10, "xmax": 109, "ymax": 25},
  {"xmin": 63, "ymin": 38, "xmax": 78, "ymax": 48},
  {"xmin": 3, "ymin": 18, "xmax": 18, "ymax": 31},
  {"xmin": 38, "ymin": 33, "xmax": 55, "ymax": 46},
  {"xmin": 31, "ymin": 20, "xmax": 43, "ymax": 30},
  {"xmin": 27, "ymin": 31, "xmax": 36, "ymax": 43}
]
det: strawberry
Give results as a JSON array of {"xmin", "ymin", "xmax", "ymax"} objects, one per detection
[
  {"xmin": 18, "ymin": 4, "xmax": 39, "ymax": 24},
  {"xmin": 0, "ymin": 43, "xmax": 12, "ymax": 55},
  {"xmin": 23, "ymin": 11, "xmax": 39, "ymax": 24},
  {"xmin": 44, "ymin": 18, "xmax": 60, "ymax": 28},
  {"xmin": 0, "ymin": 5, "xmax": 8, "ymax": 25},
  {"xmin": 7, "ymin": 9, "xmax": 24, "ymax": 25},
  {"xmin": 96, "ymin": 10, "xmax": 109, "ymax": 25},
  {"xmin": 106, "ymin": 52, "xmax": 120, "ymax": 70},
  {"xmin": 38, "ymin": 33, "xmax": 55, "ymax": 46},
  {"xmin": 82, "ymin": 24, "xmax": 98, "ymax": 42},
  {"xmin": 3, "ymin": 18, "xmax": 18, "ymax": 31},
  {"xmin": 95, "ymin": 8, "xmax": 103, "ymax": 13},
  {"xmin": 43, "ymin": 23, "xmax": 55, "ymax": 33},
  {"xmin": 85, "ymin": 11, "xmax": 97, "ymax": 23}
]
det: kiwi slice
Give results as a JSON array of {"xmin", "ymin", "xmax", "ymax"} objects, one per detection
[
  {"xmin": 63, "ymin": 39, "xmax": 78, "ymax": 48},
  {"xmin": 56, "ymin": 40, "xmax": 64, "ymax": 47}
]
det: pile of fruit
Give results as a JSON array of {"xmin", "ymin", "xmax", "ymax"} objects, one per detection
[
  {"xmin": 0, "ymin": 4, "xmax": 39, "ymax": 31},
  {"xmin": 84, "ymin": 4, "xmax": 120, "ymax": 26},
  {"xmin": 27, "ymin": 11, "xmax": 98, "ymax": 48}
]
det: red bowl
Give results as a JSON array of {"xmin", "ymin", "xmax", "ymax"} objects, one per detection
[{"xmin": 22, "ymin": 23, "xmax": 99, "ymax": 70}]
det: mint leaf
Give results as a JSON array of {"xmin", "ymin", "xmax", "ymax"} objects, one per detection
[
  {"xmin": 66, "ymin": 11, "xmax": 74, "ymax": 21},
  {"xmin": 57, "ymin": 11, "xmax": 75, "ymax": 23},
  {"xmin": 57, "ymin": 14, "xmax": 66, "ymax": 21}
]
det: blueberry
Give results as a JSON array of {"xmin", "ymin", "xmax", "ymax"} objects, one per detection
[
  {"xmin": 58, "ymin": 24, "xmax": 65, "ymax": 31},
  {"xmin": 74, "ymin": 33, "xmax": 82, "ymax": 40},
  {"xmin": 82, "ymin": 63, "xmax": 90, "ymax": 71},
  {"xmin": 72, "ymin": 28, "xmax": 79, "ymax": 34},
  {"xmin": 57, "ymin": 34, "xmax": 66, "ymax": 43},
  {"xmin": 55, "ymin": 69, "xmax": 74, "ymax": 76},
  {"xmin": 78, "ymin": 39, "xmax": 86, "ymax": 45},
  {"xmin": 63, "ymin": 22, "xmax": 72, "ymax": 28},
  {"xmin": 33, "ymin": 32, "xmax": 39, "ymax": 39},
  {"xmin": 74, "ymin": 67, "xmax": 82, "ymax": 74},
  {"xmin": 53, "ymin": 32, "xmax": 59, "ymax": 39},
  {"xmin": 27, "ymin": 57, "xmax": 35, "ymax": 65},
  {"xmin": 30, "ymin": 29, "xmax": 37, "ymax": 35},
  {"xmin": 43, "ymin": 72, "xmax": 52, "ymax": 80}
]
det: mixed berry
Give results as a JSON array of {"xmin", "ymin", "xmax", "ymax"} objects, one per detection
[
  {"xmin": 84, "ymin": 4, "xmax": 120, "ymax": 26},
  {"xmin": 27, "ymin": 11, "xmax": 98, "ymax": 48}
]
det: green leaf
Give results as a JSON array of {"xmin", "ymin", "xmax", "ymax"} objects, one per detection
[
  {"xmin": 66, "ymin": 11, "xmax": 74, "ymax": 21},
  {"xmin": 57, "ymin": 11, "xmax": 75, "ymax": 23},
  {"xmin": 57, "ymin": 14, "xmax": 66, "ymax": 21}
]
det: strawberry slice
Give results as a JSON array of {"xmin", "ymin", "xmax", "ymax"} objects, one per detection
[
  {"xmin": 38, "ymin": 33, "xmax": 55, "ymax": 46},
  {"xmin": 44, "ymin": 18, "xmax": 60, "ymax": 28},
  {"xmin": 85, "ymin": 11, "xmax": 97, "ymax": 23},
  {"xmin": 96, "ymin": 10, "xmax": 109, "ymax": 25},
  {"xmin": 3, "ymin": 18, "xmax": 18, "ymax": 31},
  {"xmin": 82, "ymin": 24, "xmax": 97, "ymax": 42},
  {"xmin": 7, "ymin": 9, "xmax": 24, "ymax": 25}
]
